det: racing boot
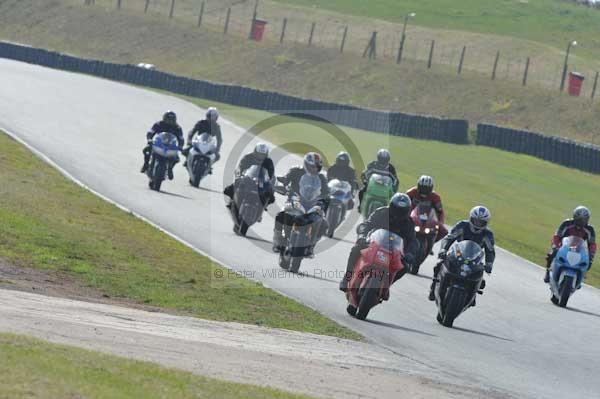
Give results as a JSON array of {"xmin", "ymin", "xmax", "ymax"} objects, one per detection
[
  {"xmin": 428, "ymin": 281, "xmax": 436, "ymax": 301},
  {"xmin": 543, "ymin": 269, "xmax": 550, "ymax": 283},
  {"xmin": 272, "ymin": 223, "xmax": 285, "ymax": 253},
  {"xmin": 168, "ymin": 166, "xmax": 174, "ymax": 180}
]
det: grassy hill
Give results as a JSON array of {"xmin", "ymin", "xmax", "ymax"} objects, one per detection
[{"xmin": 1, "ymin": 0, "xmax": 599, "ymax": 144}]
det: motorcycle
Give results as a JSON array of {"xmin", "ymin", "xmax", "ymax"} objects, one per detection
[
  {"xmin": 186, "ymin": 133, "xmax": 217, "ymax": 187},
  {"xmin": 346, "ymin": 229, "xmax": 405, "ymax": 320},
  {"xmin": 360, "ymin": 173, "xmax": 396, "ymax": 219},
  {"xmin": 147, "ymin": 131, "xmax": 180, "ymax": 191},
  {"xmin": 434, "ymin": 240, "xmax": 485, "ymax": 328},
  {"xmin": 229, "ymin": 166, "xmax": 272, "ymax": 237},
  {"xmin": 548, "ymin": 236, "xmax": 590, "ymax": 308},
  {"xmin": 409, "ymin": 203, "xmax": 440, "ymax": 275},
  {"xmin": 274, "ymin": 177, "xmax": 325, "ymax": 274},
  {"xmin": 325, "ymin": 179, "xmax": 353, "ymax": 238}
]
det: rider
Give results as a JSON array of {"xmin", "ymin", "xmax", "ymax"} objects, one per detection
[
  {"xmin": 340, "ymin": 193, "xmax": 419, "ymax": 292},
  {"xmin": 358, "ymin": 149, "xmax": 399, "ymax": 207},
  {"xmin": 327, "ymin": 151, "xmax": 358, "ymax": 209},
  {"xmin": 406, "ymin": 175, "xmax": 449, "ymax": 246},
  {"xmin": 272, "ymin": 152, "xmax": 329, "ymax": 254},
  {"xmin": 183, "ymin": 107, "xmax": 223, "ymax": 170},
  {"xmin": 224, "ymin": 143, "xmax": 275, "ymax": 206},
  {"xmin": 429, "ymin": 206, "xmax": 495, "ymax": 301},
  {"xmin": 544, "ymin": 206, "xmax": 596, "ymax": 283},
  {"xmin": 140, "ymin": 110, "xmax": 184, "ymax": 180}
]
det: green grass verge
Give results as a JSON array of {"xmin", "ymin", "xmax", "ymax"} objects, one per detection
[
  {"xmin": 0, "ymin": 131, "xmax": 360, "ymax": 340},
  {"xmin": 0, "ymin": 333, "xmax": 314, "ymax": 399},
  {"xmin": 184, "ymin": 96, "xmax": 600, "ymax": 287},
  {"xmin": 274, "ymin": 0, "xmax": 600, "ymax": 58}
]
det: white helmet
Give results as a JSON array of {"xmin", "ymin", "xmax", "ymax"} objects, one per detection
[
  {"xmin": 469, "ymin": 206, "xmax": 491, "ymax": 233},
  {"xmin": 417, "ymin": 175, "xmax": 434, "ymax": 197},
  {"xmin": 254, "ymin": 143, "xmax": 269, "ymax": 156},
  {"xmin": 206, "ymin": 107, "xmax": 219, "ymax": 122},
  {"xmin": 573, "ymin": 206, "xmax": 591, "ymax": 227}
]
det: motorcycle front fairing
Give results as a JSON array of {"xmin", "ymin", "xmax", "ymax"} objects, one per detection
[
  {"xmin": 551, "ymin": 236, "xmax": 589, "ymax": 291},
  {"xmin": 438, "ymin": 241, "xmax": 485, "ymax": 309},
  {"xmin": 152, "ymin": 132, "xmax": 180, "ymax": 159}
]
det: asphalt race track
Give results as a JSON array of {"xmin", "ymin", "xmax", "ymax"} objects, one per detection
[{"xmin": 1, "ymin": 59, "xmax": 599, "ymax": 399}]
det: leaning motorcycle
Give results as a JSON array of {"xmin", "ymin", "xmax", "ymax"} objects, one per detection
[
  {"xmin": 360, "ymin": 173, "xmax": 395, "ymax": 219},
  {"xmin": 186, "ymin": 133, "xmax": 217, "ymax": 188},
  {"xmin": 275, "ymin": 178, "xmax": 324, "ymax": 274},
  {"xmin": 147, "ymin": 131, "xmax": 180, "ymax": 192},
  {"xmin": 548, "ymin": 236, "xmax": 590, "ymax": 308},
  {"xmin": 409, "ymin": 203, "xmax": 440, "ymax": 274},
  {"xmin": 434, "ymin": 240, "xmax": 485, "ymax": 328},
  {"xmin": 346, "ymin": 229, "xmax": 405, "ymax": 320},
  {"xmin": 325, "ymin": 179, "xmax": 353, "ymax": 238},
  {"xmin": 229, "ymin": 166, "xmax": 272, "ymax": 237}
]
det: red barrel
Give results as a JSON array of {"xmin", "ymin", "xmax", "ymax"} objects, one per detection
[
  {"xmin": 251, "ymin": 19, "xmax": 267, "ymax": 41},
  {"xmin": 568, "ymin": 72, "xmax": 585, "ymax": 96}
]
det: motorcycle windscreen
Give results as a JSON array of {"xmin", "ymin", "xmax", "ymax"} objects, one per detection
[
  {"xmin": 299, "ymin": 174, "xmax": 322, "ymax": 206},
  {"xmin": 193, "ymin": 133, "xmax": 217, "ymax": 153},
  {"xmin": 153, "ymin": 132, "xmax": 179, "ymax": 158},
  {"xmin": 558, "ymin": 236, "xmax": 589, "ymax": 267},
  {"xmin": 328, "ymin": 179, "xmax": 352, "ymax": 194},
  {"xmin": 369, "ymin": 229, "xmax": 403, "ymax": 253},
  {"xmin": 369, "ymin": 173, "xmax": 393, "ymax": 187},
  {"xmin": 243, "ymin": 165, "xmax": 271, "ymax": 188},
  {"xmin": 415, "ymin": 203, "xmax": 438, "ymax": 223},
  {"xmin": 450, "ymin": 240, "xmax": 484, "ymax": 266}
]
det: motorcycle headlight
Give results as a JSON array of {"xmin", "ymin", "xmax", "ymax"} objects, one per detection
[
  {"xmin": 424, "ymin": 228, "xmax": 431, "ymax": 234},
  {"xmin": 415, "ymin": 226, "xmax": 421, "ymax": 232}
]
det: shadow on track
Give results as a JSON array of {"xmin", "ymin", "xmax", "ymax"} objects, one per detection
[
  {"xmin": 452, "ymin": 326, "xmax": 514, "ymax": 342},
  {"xmin": 198, "ymin": 186, "xmax": 225, "ymax": 195},
  {"xmin": 567, "ymin": 307, "xmax": 600, "ymax": 319},
  {"xmin": 159, "ymin": 190, "xmax": 193, "ymax": 200},
  {"xmin": 367, "ymin": 319, "xmax": 437, "ymax": 337}
]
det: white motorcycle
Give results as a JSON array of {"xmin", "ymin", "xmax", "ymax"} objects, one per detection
[{"xmin": 186, "ymin": 133, "xmax": 217, "ymax": 188}]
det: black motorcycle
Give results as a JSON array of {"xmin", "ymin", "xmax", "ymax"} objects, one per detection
[
  {"xmin": 229, "ymin": 166, "xmax": 272, "ymax": 236},
  {"xmin": 434, "ymin": 240, "xmax": 485, "ymax": 328},
  {"xmin": 274, "ymin": 179, "xmax": 325, "ymax": 274}
]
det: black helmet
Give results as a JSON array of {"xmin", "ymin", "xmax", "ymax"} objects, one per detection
[
  {"xmin": 303, "ymin": 152, "xmax": 323, "ymax": 176},
  {"xmin": 335, "ymin": 152, "xmax": 350, "ymax": 167},
  {"xmin": 573, "ymin": 206, "xmax": 591, "ymax": 227},
  {"xmin": 417, "ymin": 175, "xmax": 434, "ymax": 197},
  {"xmin": 377, "ymin": 149, "xmax": 391, "ymax": 166},
  {"xmin": 389, "ymin": 193, "xmax": 411, "ymax": 220},
  {"xmin": 163, "ymin": 111, "xmax": 177, "ymax": 125}
]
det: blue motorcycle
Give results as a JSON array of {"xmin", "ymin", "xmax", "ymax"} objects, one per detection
[
  {"xmin": 147, "ymin": 132, "xmax": 180, "ymax": 191},
  {"xmin": 548, "ymin": 236, "xmax": 590, "ymax": 308}
]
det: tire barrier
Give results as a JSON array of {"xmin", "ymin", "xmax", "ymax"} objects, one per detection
[
  {"xmin": 0, "ymin": 41, "xmax": 469, "ymax": 145},
  {"xmin": 476, "ymin": 124, "xmax": 600, "ymax": 174}
]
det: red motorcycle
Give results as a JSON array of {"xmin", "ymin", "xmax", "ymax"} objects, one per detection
[
  {"xmin": 409, "ymin": 203, "xmax": 440, "ymax": 275},
  {"xmin": 346, "ymin": 229, "xmax": 405, "ymax": 320}
]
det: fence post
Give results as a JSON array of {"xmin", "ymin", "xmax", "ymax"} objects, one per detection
[
  {"xmin": 492, "ymin": 51, "xmax": 500, "ymax": 80},
  {"xmin": 340, "ymin": 26, "xmax": 348, "ymax": 53},
  {"xmin": 522, "ymin": 57, "xmax": 530, "ymax": 86},
  {"xmin": 308, "ymin": 22, "xmax": 316, "ymax": 47},
  {"xmin": 427, "ymin": 40, "xmax": 435, "ymax": 69},
  {"xmin": 458, "ymin": 46, "xmax": 466, "ymax": 74},
  {"xmin": 363, "ymin": 31, "xmax": 377, "ymax": 59},
  {"xmin": 169, "ymin": 0, "xmax": 175, "ymax": 18},
  {"xmin": 396, "ymin": 34, "xmax": 406, "ymax": 64},
  {"xmin": 280, "ymin": 18, "xmax": 288, "ymax": 44},
  {"xmin": 197, "ymin": 2, "xmax": 205, "ymax": 26},
  {"xmin": 144, "ymin": 0, "xmax": 150, "ymax": 13},
  {"xmin": 224, "ymin": 8, "xmax": 231, "ymax": 34},
  {"xmin": 592, "ymin": 72, "xmax": 599, "ymax": 100}
]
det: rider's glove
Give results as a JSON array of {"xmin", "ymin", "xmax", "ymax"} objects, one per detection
[
  {"xmin": 356, "ymin": 236, "xmax": 368, "ymax": 247},
  {"xmin": 403, "ymin": 253, "xmax": 415, "ymax": 267},
  {"xmin": 485, "ymin": 262, "xmax": 493, "ymax": 274},
  {"xmin": 309, "ymin": 205, "xmax": 322, "ymax": 216},
  {"xmin": 437, "ymin": 250, "xmax": 447, "ymax": 260}
]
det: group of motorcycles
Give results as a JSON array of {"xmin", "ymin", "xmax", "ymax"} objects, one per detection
[
  {"xmin": 142, "ymin": 133, "xmax": 592, "ymax": 327},
  {"xmin": 145, "ymin": 131, "xmax": 218, "ymax": 191}
]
